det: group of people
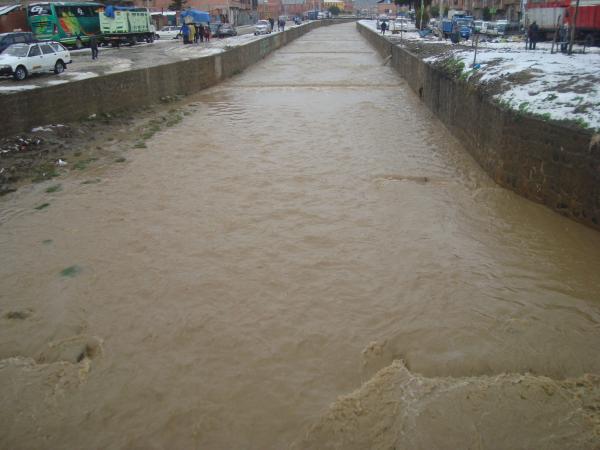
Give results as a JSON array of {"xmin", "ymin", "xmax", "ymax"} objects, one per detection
[
  {"xmin": 267, "ymin": 17, "xmax": 287, "ymax": 32},
  {"xmin": 181, "ymin": 23, "xmax": 211, "ymax": 45}
]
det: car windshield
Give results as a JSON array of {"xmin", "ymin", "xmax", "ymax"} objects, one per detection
[
  {"xmin": 258, "ymin": 20, "xmax": 268, "ymax": 25},
  {"xmin": 3, "ymin": 45, "xmax": 28, "ymax": 57}
]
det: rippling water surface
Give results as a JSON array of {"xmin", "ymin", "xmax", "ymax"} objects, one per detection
[{"xmin": 1, "ymin": 23, "xmax": 600, "ymax": 449}]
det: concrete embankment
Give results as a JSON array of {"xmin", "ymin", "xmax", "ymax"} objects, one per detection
[
  {"xmin": 0, "ymin": 20, "xmax": 353, "ymax": 139},
  {"xmin": 357, "ymin": 22, "xmax": 600, "ymax": 231}
]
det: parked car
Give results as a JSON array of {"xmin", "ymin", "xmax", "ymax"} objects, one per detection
[
  {"xmin": 0, "ymin": 42, "xmax": 71, "ymax": 81},
  {"xmin": 211, "ymin": 23, "xmax": 237, "ymax": 38},
  {"xmin": 293, "ymin": 16, "xmax": 302, "ymax": 25},
  {"xmin": 155, "ymin": 26, "xmax": 181, "ymax": 40},
  {"xmin": 254, "ymin": 20, "xmax": 272, "ymax": 35},
  {"xmin": 0, "ymin": 32, "xmax": 36, "ymax": 54},
  {"xmin": 391, "ymin": 17, "xmax": 415, "ymax": 33}
]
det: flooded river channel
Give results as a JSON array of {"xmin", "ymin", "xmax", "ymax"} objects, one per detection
[{"xmin": 1, "ymin": 22, "xmax": 600, "ymax": 449}]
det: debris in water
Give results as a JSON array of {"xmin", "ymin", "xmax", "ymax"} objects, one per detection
[
  {"xmin": 34, "ymin": 203, "xmax": 50, "ymax": 210},
  {"xmin": 56, "ymin": 159, "xmax": 68, "ymax": 166},
  {"xmin": 60, "ymin": 265, "xmax": 82, "ymax": 277}
]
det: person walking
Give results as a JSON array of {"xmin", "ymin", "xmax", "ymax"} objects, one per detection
[
  {"xmin": 90, "ymin": 34, "xmax": 98, "ymax": 60},
  {"xmin": 279, "ymin": 18, "xmax": 285, "ymax": 32},
  {"xmin": 380, "ymin": 20, "xmax": 387, "ymax": 35},
  {"xmin": 528, "ymin": 21, "xmax": 539, "ymax": 50},
  {"xmin": 194, "ymin": 24, "xmax": 200, "ymax": 43},
  {"xmin": 268, "ymin": 17, "xmax": 275, "ymax": 32},
  {"xmin": 204, "ymin": 25, "xmax": 211, "ymax": 42}
]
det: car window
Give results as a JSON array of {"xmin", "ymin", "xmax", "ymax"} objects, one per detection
[
  {"xmin": 28, "ymin": 44, "xmax": 41, "ymax": 57},
  {"xmin": 50, "ymin": 42, "xmax": 65, "ymax": 52},
  {"xmin": 14, "ymin": 35, "xmax": 26, "ymax": 43},
  {"xmin": 40, "ymin": 43, "xmax": 55, "ymax": 54},
  {"xmin": 4, "ymin": 45, "xmax": 28, "ymax": 57}
]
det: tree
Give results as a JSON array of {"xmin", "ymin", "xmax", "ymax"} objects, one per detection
[
  {"xmin": 328, "ymin": 5, "xmax": 341, "ymax": 16},
  {"xmin": 168, "ymin": 0, "xmax": 186, "ymax": 11},
  {"xmin": 482, "ymin": 7, "xmax": 492, "ymax": 21},
  {"xmin": 415, "ymin": 7, "xmax": 429, "ymax": 29},
  {"xmin": 429, "ymin": 4, "xmax": 439, "ymax": 17},
  {"xmin": 394, "ymin": 0, "xmax": 413, "ymax": 11}
]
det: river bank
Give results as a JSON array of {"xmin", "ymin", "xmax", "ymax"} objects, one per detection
[{"xmin": 357, "ymin": 21, "xmax": 600, "ymax": 231}]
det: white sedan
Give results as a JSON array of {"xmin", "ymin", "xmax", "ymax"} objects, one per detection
[
  {"xmin": 254, "ymin": 20, "xmax": 272, "ymax": 35},
  {"xmin": 155, "ymin": 26, "xmax": 181, "ymax": 40},
  {"xmin": 0, "ymin": 42, "xmax": 71, "ymax": 81}
]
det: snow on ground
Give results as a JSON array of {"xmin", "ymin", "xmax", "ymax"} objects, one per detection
[
  {"xmin": 361, "ymin": 19, "xmax": 600, "ymax": 130},
  {"xmin": 427, "ymin": 45, "xmax": 600, "ymax": 130},
  {"xmin": 0, "ymin": 84, "xmax": 37, "ymax": 92}
]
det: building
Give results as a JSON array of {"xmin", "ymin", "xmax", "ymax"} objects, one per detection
[
  {"xmin": 138, "ymin": 0, "xmax": 255, "ymax": 25},
  {"xmin": 430, "ymin": 0, "xmax": 523, "ymax": 20}
]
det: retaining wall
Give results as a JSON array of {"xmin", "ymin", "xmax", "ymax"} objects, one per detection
[
  {"xmin": 0, "ymin": 19, "xmax": 353, "ymax": 139},
  {"xmin": 358, "ymin": 22, "xmax": 600, "ymax": 231}
]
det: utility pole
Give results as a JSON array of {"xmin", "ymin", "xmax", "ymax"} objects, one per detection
[{"xmin": 568, "ymin": 0, "xmax": 580, "ymax": 54}]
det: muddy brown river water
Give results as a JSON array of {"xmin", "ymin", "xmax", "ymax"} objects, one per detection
[{"xmin": 1, "ymin": 22, "xmax": 600, "ymax": 449}]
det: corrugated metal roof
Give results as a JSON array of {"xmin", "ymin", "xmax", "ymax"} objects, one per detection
[{"xmin": 0, "ymin": 5, "xmax": 21, "ymax": 16}]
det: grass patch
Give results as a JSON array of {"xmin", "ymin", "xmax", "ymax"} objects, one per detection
[
  {"xmin": 82, "ymin": 178, "xmax": 101, "ymax": 185},
  {"xmin": 42, "ymin": 239, "xmax": 53, "ymax": 244},
  {"xmin": 115, "ymin": 157, "xmax": 126, "ymax": 163},
  {"xmin": 60, "ymin": 265, "xmax": 81, "ymax": 277},
  {"xmin": 45, "ymin": 184, "xmax": 62, "ymax": 193},
  {"xmin": 133, "ymin": 141, "xmax": 147, "ymax": 149},
  {"xmin": 32, "ymin": 164, "xmax": 59, "ymax": 183},
  {"xmin": 165, "ymin": 115, "xmax": 183, "ymax": 127},
  {"xmin": 34, "ymin": 203, "xmax": 50, "ymax": 210},
  {"xmin": 73, "ymin": 158, "xmax": 98, "ymax": 171},
  {"xmin": 544, "ymin": 93, "xmax": 558, "ymax": 101}
]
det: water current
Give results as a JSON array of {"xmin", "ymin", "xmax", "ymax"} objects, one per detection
[{"xmin": 1, "ymin": 22, "xmax": 600, "ymax": 449}]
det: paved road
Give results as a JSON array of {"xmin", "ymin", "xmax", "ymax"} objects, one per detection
[{"xmin": 0, "ymin": 22, "xmax": 302, "ymax": 94}]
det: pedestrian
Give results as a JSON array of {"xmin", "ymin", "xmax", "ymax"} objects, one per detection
[
  {"xmin": 528, "ymin": 21, "xmax": 538, "ymax": 50},
  {"xmin": 194, "ymin": 24, "xmax": 200, "ymax": 43},
  {"xmin": 268, "ymin": 17, "xmax": 274, "ymax": 32},
  {"xmin": 559, "ymin": 24, "xmax": 568, "ymax": 53},
  {"xmin": 90, "ymin": 34, "xmax": 98, "ymax": 60},
  {"xmin": 279, "ymin": 18, "xmax": 285, "ymax": 32},
  {"xmin": 75, "ymin": 33, "xmax": 83, "ymax": 49},
  {"xmin": 198, "ymin": 23, "xmax": 204, "ymax": 42},
  {"xmin": 204, "ymin": 25, "xmax": 211, "ymax": 42},
  {"xmin": 181, "ymin": 23, "xmax": 190, "ymax": 44},
  {"xmin": 380, "ymin": 20, "xmax": 387, "ymax": 35}
]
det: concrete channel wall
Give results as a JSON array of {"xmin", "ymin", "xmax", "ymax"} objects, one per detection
[
  {"xmin": 357, "ymin": 22, "xmax": 600, "ymax": 231},
  {"xmin": 0, "ymin": 19, "xmax": 353, "ymax": 139}
]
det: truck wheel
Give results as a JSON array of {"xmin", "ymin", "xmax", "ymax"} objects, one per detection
[
  {"xmin": 13, "ymin": 65, "xmax": 27, "ymax": 81},
  {"xmin": 155, "ymin": 34, "xmax": 160, "ymax": 40},
  {"xmin": 54, "ymin": 60, "xmax": 65, "ymax": 74}
]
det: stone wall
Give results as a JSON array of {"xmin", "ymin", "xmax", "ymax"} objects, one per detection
[
  {"xmin": 0, "ymin": 19, "xmax": 353, "ymax": 139},
  {"xmin": 357, "ymin": 22, "xmax": 600, "ymax": 231}
]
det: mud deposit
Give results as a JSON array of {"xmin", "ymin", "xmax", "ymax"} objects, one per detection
[{"xmin": 1, "ymin": 23, "xmax": 600, "ymax": 449}]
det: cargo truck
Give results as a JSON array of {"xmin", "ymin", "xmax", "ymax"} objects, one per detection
[{"xmin": 99, "ymin": 5, "xmax": 154, "ymax": 46}]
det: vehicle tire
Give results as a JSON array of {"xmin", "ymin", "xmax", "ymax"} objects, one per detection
[
  {"xmin": 155, "ymin": 34, "xmax": 160, "ymax": 40},
  {"xmin": 13, "ymin": 65, "xmax": 27, "ymax": 81},
  {"xmin": 54, "ymin": 60, "xmax": 65, "ymax": 74}
]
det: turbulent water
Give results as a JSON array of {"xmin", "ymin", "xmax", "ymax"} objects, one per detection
[{"xmin": 1, "ymin": 22, "xmax": 600, "ymax": 449}]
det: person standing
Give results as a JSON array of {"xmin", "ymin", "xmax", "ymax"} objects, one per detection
[
  {"xmin": 268, "ymin": 17, "xmax": 275, "ymax": 32},
  {"xmin": 528, "ymin": 21, "xmax": 538, "ymax": 50},
  {"xmin": 181, "ymin": 23, "xmax": 190, "ymax": 44},
  {"xmin": 198, "ymin": 23, "xmax": 204, "ymax": 42},
  {"xmin": 90, "ymin": 34, "xmax": 98, "ymax": 60},
  {"xmin": 279, "ymin": 18, "xmax": 285, "ymax": 32},
  {"xmin": 380, "ymin": 20, "xmax": 387, "ymax": 35},
  {"xmin": 204, "ymin": 25, "xmax": 211, "ymax": 42},
  {"xmin": 194, "ymin": 24, "xmax": 200, "ymax": 43}
]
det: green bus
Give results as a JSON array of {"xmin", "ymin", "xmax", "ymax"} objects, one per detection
[{"xmin": 27, "ymin": 2, "xmax": 102, "ymax": 47}]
